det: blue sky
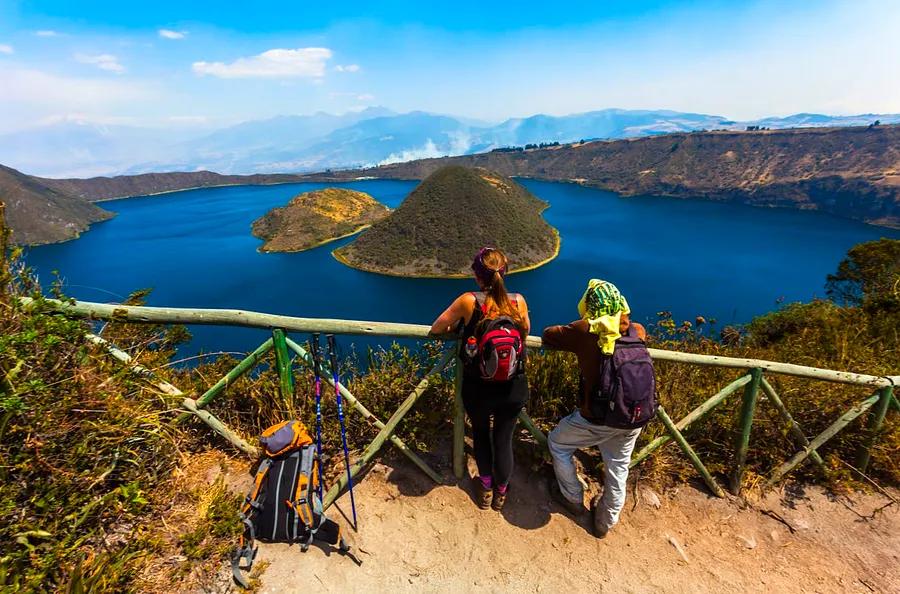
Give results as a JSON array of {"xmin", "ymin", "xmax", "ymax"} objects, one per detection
[{"xmin": 0, "ymin": 0, "xmax": 898, "ymax": 132}]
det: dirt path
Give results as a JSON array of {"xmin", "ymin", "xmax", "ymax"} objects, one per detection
[{"xmin": 245, "ymin": 458, "xmax": 899, "ymax": 594}]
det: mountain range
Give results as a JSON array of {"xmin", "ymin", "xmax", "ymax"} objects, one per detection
[
  {"xmin": 3, "ymin": 123, "xmax": 898, "ymax": 247},
  {"xmin": 315, "ymin": 124, "xmax": 900, "ymax": 229},
  {"xmin": 1, "ymin": 108, "xmax": 897, "ymax": 179}
]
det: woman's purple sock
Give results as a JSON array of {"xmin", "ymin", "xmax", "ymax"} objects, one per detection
[
  {"xmin": 479, "ymin": 475, "xmax": 492, "ymax": 489},
  {"xmin": 497, "ymin": 483, "xmax": 508, "ymax": 495}
]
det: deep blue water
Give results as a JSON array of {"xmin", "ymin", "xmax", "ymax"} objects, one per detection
[{"xmin": 26, "ymin": 179, "xmax": 899, "ymax": 357}]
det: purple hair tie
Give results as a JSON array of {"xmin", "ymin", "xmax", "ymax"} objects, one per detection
[{"xmin": 472, "ymin": 247, "xmax": 506, "ymax": 286}]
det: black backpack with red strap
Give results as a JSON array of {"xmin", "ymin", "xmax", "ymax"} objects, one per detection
[{"xmin": 467, "ymin": 292, "xmax": 526, "ymax": 382}]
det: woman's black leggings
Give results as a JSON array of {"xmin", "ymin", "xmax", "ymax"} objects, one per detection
[{"xmin": 462, "ymin": 375, "xmax": 529, "ymax": 487}]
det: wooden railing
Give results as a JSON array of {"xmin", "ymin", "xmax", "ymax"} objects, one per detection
[{"xmin": 32, "ymin": 298, "xmax": 900, "ymax": 504}]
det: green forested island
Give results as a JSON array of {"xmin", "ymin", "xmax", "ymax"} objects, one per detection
[
  {"xmin": 252, "ymin": 188, "xmax": 390, "ymax": 252},
  {"xmin": 333, "ymin": 165, "xmax": 560, "ymax": 277}
]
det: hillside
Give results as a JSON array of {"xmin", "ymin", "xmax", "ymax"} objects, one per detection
[
  {"xmin": 37, "ymin": 170, "xmax": 308, "ymax": 202},
  {"xmin": 252, "ymin": 188, "xmax": 390, "ymax": 252},
  {"xmin": 0, "ymin": 164, "xmax": 113, "ymax": 245},
  {"xmin": 334, "ymin": 166, "xmax": 559, "ymax": 277},
  {"xmin": 314, "ymin": 125, "xmax": 900, "ymax": 228}
]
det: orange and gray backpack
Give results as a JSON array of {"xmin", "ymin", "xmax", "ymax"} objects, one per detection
[{"xmin": 232, "ymin": 420, "xmax": 349, "ymax": 588}]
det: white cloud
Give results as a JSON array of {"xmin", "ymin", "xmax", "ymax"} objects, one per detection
[
  {"xmin": 35, "ymin": 30, "xmax": 59, "ymax": 37},
  {"xmin": 36, "ymin": 113, "xmax": 138, "ymax": 126},
  {"xmin": 75, "ymin": 53, "xmax": 126, "ymax": 74},
  {"xmin": 0, "ymin": 44, "xmax": 13, "ymax": 55},
  {"xmin": 335, "ymin": 64, "xmax": 360, "ymax": 73},
  {"xmin": 167, "ymin": 115, "xmax": 209, "ymax": 124},
  {"xmin": 193, "ymin": 47, "xmax": 332, "ymax": 79},
  {"xmin": 356, "ymin": 93, "xmax": 375, "ymax": 101},
  {"xmin": 378, "ymin": 139, "xmax": 446, "ymax": 166},
  {"xmin": 0, "ymin": 66, "xmax": 153, "ymax": 132},
  {"xmin": 158, "ymin": 29, "xmax": 187, "ymax": 40}
]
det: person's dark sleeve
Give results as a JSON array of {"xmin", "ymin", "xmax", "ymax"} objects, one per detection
[{"xmin": 541, "ymin": 322, "xmax": 582, "ymax": 352}]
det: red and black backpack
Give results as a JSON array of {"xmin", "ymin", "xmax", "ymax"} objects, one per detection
[{"xmin": 468, "ymin": 292, "xmax": 526, "ymax": 382}]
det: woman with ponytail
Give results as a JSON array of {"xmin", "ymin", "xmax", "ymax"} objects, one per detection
[{"xmin": 430, "ymin": 247, "xmax": 531, "ymax": 511}]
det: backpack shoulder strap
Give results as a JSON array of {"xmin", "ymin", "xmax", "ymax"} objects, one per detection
[
  {"xmin": 472, "ymin": 292, "xmax": 487, "ymax": 313},
  {"xmin": 233, "ymin": 458, "xmax": 271, "ymax": 588}
]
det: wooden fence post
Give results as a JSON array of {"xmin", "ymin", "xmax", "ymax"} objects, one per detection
[
  {"xmin": 630, "ymin": 374, "xmax": 751, "ymax": 468},
  {"xmin": 175, "ymin": 338, "xmax": 274, "ymax": 423},
  {"xmin": 657, "ymin": 406, "xmax": 725, "ymax": 498},
  {"xmin": 517, "ymin": 410, "xmax": 548, "ymax": 449},
  {"xmin": 768, "ymin": 391, "xmax": 882, "ymax": 486},
  {"xmin": 323, "ymin": 349, "xmax": 455, "ymax": 509},
  {"xmin": 760, "ymin": 377, "xmax": 825, "ymax": 471},
  {"xmin": 182, "ymin": 397, "xmax": 258, "ymax": 456},
  {"xmin": 856, "ymin": 384, "xmax": 895, "ymax": 472},
  {"xmin": 453, "ymin": 350, "xmax": 466, "ymax": 480},
  {"xmin": 284, "ymin": 337, "xmax": 443, "ymax": 485},
  {"xmin": 271, "ymin": 329, "xmax": 294, "ymax": 408},
  {"xmin": 731, "ymin": 367, "xmax": 762, "ymax": 494}
]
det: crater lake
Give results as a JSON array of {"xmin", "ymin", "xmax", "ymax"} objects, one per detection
[{"xmin": 25, "ymin": 179, "xmax": 900, "ymax": 358}]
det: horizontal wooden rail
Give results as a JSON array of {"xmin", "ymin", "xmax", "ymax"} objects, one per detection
[
  {"xmin": 629, "ymin": 374, "xmax": 751, "ymax": 467},
  {"xmin": 767, "ymin": 392, "xmax": 883, "ymax": 485},
  {"xmin": 85, "ymin": 333, "xmax": 185, "ymax": 398},
  {"xmin": 29, "ymin": 297, "xmax": 897, "ymax": 388},
  {"xmin": 284, "ymin": 337, "xmax": 443, "ymax": 485}
]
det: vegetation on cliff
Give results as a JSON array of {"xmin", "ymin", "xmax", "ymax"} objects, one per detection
[
  {"xmin": 252, "ymin": 188, "xmax": 390, "ymax": 252},
  {"xmin": 0, "ymin": 164, "xmax": 112, "ymax": 245},
  {"xmin": 335, "ymin": 165, "xmax": 560, "ymax": 276}
]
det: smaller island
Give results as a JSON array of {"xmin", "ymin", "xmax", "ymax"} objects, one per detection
[{"xmin": 252, "ymin": 188, "xmax": 390, "ymax": 253}]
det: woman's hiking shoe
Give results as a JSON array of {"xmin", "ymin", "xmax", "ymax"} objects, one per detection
[
  {"xmin": 474, "ymin": 479, "xmax": 492, "ymax": 509},
  {"xmin": 548, "ymin": 477, "xmax": 586, "ymax": 517},
  {"xmin": 491, "ymin": 487, "xmax": 508, "ymax": 511},
  {"xmin": 590, "ymin": 493, "xmax": 609, "ymax": 539}
]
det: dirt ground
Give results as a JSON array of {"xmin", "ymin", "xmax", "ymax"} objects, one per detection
[{"xmin": 229, "ymin": 455, "xmax": 900, "ymax": 594}]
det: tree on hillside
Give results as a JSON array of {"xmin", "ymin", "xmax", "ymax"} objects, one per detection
[{"xmin": 826, "ymin": 238, "xmax": 900, "ymax": 308}]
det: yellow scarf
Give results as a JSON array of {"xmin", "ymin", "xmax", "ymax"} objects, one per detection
[{"xmin": 577, "ymin": 279, "xmax": 630, "ymax": 355}]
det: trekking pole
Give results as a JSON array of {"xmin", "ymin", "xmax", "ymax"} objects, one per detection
[
  {"xmin": 326, "ymin": 334, "xmax": 358, "ymax": 528},
  {"xmin": 309, "ymin": 333, "xmax": 325, "ymax": 501}
]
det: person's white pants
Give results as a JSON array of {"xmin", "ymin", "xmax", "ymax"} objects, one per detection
[{"xmin": 548, "ymin": 410, "xmax": 641, "ymax": 531}]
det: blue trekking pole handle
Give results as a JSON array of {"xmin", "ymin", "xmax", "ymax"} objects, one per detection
[
  {"xmin": 327, "ymin": 333, "xmax": 357, "ymax": 527},
  {"xmin": 309, "ymin": 333, "xmax": 325, "ymax": 501}
]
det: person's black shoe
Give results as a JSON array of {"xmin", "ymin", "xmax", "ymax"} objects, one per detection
[
  {"xmin": 549, "ymin": 477, "xmax": 586, "ymax": 517},
  {"xmin": 474, "ymin": 479, "xmax": 492, "ymax": 510},
  {"xmin": 491, "ymin": 487, "xmax": 508, "ymax": 511},
  {"xmin": 590, "ymin": 493, "xmax": 610, "ymax": 539}
]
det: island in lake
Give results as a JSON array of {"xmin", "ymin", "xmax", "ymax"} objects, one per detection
[
  {"xmin": 251, "ymin": 188, "xmax": 390, "ymax": 252},
  {"xmin": 333, "ymin": 165, "xmax": 560, "ymax": 277}
]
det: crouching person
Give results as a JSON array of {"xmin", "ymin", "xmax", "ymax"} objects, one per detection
[{"xmin": 542, "ymin": 279, "xmax": 657, "ymax": 538}]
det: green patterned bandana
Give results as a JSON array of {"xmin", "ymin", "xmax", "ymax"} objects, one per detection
[{"xmin": 577, "ymin": 279, "xmax": 630, "ymax": 354}]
